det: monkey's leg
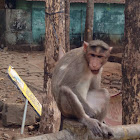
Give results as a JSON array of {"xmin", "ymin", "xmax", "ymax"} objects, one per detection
[
  {"xmin": 60, "ymin": 86, "xmax": 104, "ymax": 137},
  {"xmin": 74, "ymin": 88, "xmax": 114, "ymax": 139},
  {"xmin": 86, "ymin": 88, "xmax": 114, "ymax": 139},
  {"xmin": 86, "ymin": 88, "xmax": 110, "ymax": 120}
]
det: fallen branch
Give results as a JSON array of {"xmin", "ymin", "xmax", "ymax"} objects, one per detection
[
  {"xmin": 18, "ymin": 120, "xmax": 140, "ymax": 140},
  {"xmin": 111, "ymin": 124, "xmax": 140, "ymax": 140},
  {"xmin": 18, "ymin": 130, "xmax": 74, "ymax": 140}
]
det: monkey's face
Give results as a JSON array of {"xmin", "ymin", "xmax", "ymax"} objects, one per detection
[
  {"xmin": 85, "ymin": 46, "xmax": 111, "ymax": 75},
  {"xmin": 86, "ymin": 52, "xmax": 106, "ymax": 74},
  {"xmin": 83, "ymin": 40, "xmax": 112, "ymax": 74}
]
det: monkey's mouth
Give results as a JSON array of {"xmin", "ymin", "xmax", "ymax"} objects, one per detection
[{"xmin": 91, "ymin": 70, "xmax": 99, "ymax": 74}]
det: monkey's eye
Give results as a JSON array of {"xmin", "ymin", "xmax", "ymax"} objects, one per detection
[
  {"xmin": 91, "ymin": 54, "xmax": 95, "ymax": 57},
  {"xmin": 97, "ymin": 55, "xmax": 103, "ymax": 58}
]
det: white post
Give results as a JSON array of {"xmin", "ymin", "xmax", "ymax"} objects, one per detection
[{"xmin": 21, "ymin": 99, "xmax": 28, "ymax": 134}]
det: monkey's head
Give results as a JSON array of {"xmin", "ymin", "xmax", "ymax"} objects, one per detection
[{"xmin": 83, "ymin": 40, "xmax": 112, "ymax": 75}]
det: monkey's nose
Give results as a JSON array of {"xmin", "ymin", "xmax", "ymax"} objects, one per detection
[{"xmin": 91, "ymin": 66, "xmax": 100, "ymax": 71}]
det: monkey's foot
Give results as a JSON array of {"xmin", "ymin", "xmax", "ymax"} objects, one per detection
[
  {"xmin": 81, "ymin": 117, "xmax": 114, "ymax": 139},
  {"xmin": 81, "ymin": 117, "xmax": 104, "ymax": 137},
  {"xmin": 100, "ymin": 123, "xmax": 114, "ymax": 139}
]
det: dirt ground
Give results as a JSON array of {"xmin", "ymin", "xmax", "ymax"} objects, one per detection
[
  {"xmin": 0, "ymin": 50, "xmax": 45, "ymax": 139},
  {"xmin": 0, "ymin": 49, "xmax": 122, "ymax": 139}
]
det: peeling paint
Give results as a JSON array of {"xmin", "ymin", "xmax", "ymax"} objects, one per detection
[
  {"xmin": 5, "ymin": 9, "xmax": 32, "ymax": 45},
  {"xmin": 70, "ymin": 3, "xmax": 125, "ymax": 46},
  {"xmin": 32, "ymin": 2, "xmax": 45, "ymax": 43},
  {"xmin": 3, "ymin": 1, "xmax": 125, "ymax": 48}
]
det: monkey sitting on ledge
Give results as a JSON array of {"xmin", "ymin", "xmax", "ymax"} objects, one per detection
[{"xmin": 52, "ymin": 40, "xmax": 114, "ymax": 139}]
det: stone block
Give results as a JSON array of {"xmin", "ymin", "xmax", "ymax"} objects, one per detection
[{"xmin": 2, "ymin": 103, "xmax": 36, "ymax": 126}]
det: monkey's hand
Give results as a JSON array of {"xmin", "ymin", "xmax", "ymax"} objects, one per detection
[{"xmin": 100, "ymin": 123, "xmax": 114, "ymax": 139}]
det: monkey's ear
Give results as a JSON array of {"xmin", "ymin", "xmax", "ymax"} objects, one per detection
[
  {"xmin": 83, "ymin": 41, "xmax": 89, "ymax": 52},
  {"xmin": 109, "ymin": 47, "xmax": 113, "ymax": 52}
]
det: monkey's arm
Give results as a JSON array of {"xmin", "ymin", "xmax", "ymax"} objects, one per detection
[
  {"xmin": 59, "ymin": 86, "xmax": 108, "ymax": 138},
  {"xmin": 72, "ymin": 89, "xmax": 98, "ymax": 119},
  {"xmin": 59, "ymin": 86, "xmax": 113, "ymax": 139}
]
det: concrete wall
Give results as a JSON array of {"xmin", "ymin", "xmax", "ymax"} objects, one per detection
[
  {"xmin": 4, "ymin": 0, "xmax": 45, "ymax": 50},
  {"xmin": 16, "ymin": 0, "xmax": 45, "ymax": 45},
  {"xmin": 15, "ymin": 1, "xmax": 125, "ymax": 47},
  {"xmin": 5, "ymin": 9, "xmax": 32, "ymax": 46},
  {"xmin": 32, "ymin": 2, "xmax": 45, "ymax": 43},
  {"xmin": 70, "ymin": 3, "xmax": 125, "ymax": 46},
  {"xmin": 2, "ymin": 1, "xmax": 125, "ymax": 49}
]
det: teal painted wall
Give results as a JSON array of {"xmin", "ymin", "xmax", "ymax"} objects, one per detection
[
  {"xmin": 16, "ymin": 1, "xmax": 125, "ymax": 46},
  {"xmin": 70, "ymin": 3, "xmax": 125, "ymax": 46},
  {"xmin": 16, "ymin": 0, "xmax": 45, "ymax": 44},
  {"xmin": 32, "ymin": 2, "xmax": 45, "ymax": 43},
  {"xmin": 16, "ymin": 0, "xmax": 32, "ymax": 11},
  {"xmin": 70, "ymin": 3, "xmax": 86, "ymax": 46}
]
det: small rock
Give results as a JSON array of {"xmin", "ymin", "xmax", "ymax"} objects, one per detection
[
  {"xmin": 103, "ymin": 79, "xmax": 110, "ymax": 84},
  {"xmin": 2, "ymin": 133, "xmax": 10, "ymax": 139},
  {"xmin": 110, "ymin": 85, "xmax": 121, "ymax": 90},
  {"xmin": 28, "ymin": 125, "xmax": 35, "ymax": 132},
  {"xmin": 28, "ymin": 122, "xmax": 40, "ymax": 132},
  {"xmin": 111, "ymin": 80, "xmax": 121, "ymax": 85}
]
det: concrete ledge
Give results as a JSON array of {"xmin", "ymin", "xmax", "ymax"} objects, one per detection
[{"xmin": 2, "ymin": 103, "xmax": 36, "ymax": 126}]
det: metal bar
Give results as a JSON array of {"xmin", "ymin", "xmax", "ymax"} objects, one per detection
[{"xmin": 21, "ymin": 99, "xmax": 28, "ymax": 134}]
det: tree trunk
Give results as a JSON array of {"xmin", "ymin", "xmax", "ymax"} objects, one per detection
[
  {"xmin": 122, "ymin": 0, "xmax": 140, "ymax": 125},
  {"xmin": 39, "ymin": 0, "xmax": 66, "ymax": 133},
  {"xmin": 84, "ymin": 0, "xmax": 94, "ymax": 42},
  {"xmin": 65, "ymin": 0, "xmax": 70, "ymax": 52}
]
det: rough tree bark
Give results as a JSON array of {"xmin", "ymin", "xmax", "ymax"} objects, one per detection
[
  {"xmin": 39, "ymin": 0, "xmax": 66, "ymax": 133},
  {"xmin": 84, "ymin": 0, "xmax": 94, "ymax": 42},
  {"xmin": 122, "ymin": 0, "xmax": 140, "ymax": 125}
]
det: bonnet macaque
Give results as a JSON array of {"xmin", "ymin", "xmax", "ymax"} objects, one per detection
[{"xmin": 52, "ymin": 40, "xmax": 113, "ymax": 138}]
